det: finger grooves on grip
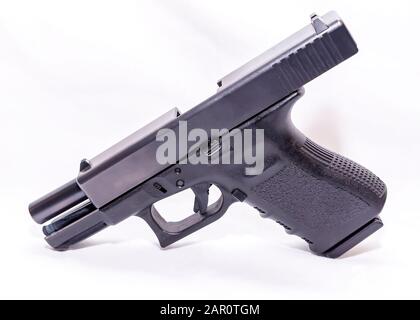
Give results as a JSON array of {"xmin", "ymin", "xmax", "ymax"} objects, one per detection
[{"xmin": 301, "ymin": 138, "xmax": 386, "ymax": 198}]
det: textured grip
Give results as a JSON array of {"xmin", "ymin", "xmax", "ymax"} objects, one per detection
[
  {"xmin": 247, "ymin": 132, "xmax": 386, "ymax": 257},
  {"xmin": 302, "ymin": 138, "xmax": 386, "ymax": 198}
]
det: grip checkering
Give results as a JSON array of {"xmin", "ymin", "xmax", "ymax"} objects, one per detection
[{"xmin": 302, "ymin": 138, "xmax": 386, "ymax": 198}]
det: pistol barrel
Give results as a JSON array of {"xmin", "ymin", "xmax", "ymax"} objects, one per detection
[{"xmin": 29, "ymin": 179, "xmax": 87, "ymax": 224}]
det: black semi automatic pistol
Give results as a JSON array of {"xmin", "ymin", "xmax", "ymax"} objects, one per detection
[{"xmin": 29, "ymin": 12, "xmax": 387, "ymax": 258}]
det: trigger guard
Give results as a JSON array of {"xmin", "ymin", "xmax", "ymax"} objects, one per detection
[{"xmin": 137, "ymin": 187, "xmax": 236, "ymax": 248}]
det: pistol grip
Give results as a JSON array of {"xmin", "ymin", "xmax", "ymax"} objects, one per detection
[
  {"xmin": 242, "ymin": 92, "xmax": 387, "ymax": 257},
  {"xmin": 250, "ymin": 137, "xmax": 386, "ymax": 257}
]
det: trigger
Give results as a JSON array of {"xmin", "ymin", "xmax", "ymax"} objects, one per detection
[{"xmin": 191, "ymin": 183, "xmax": 211, "ymax": 214}]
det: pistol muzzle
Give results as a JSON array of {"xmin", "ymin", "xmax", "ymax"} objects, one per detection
[{"xmin": 29, "ymin": 179, "xmax": 87, "ymax": 224}]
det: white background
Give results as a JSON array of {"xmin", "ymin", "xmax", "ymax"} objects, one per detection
[{"xmin": 0, "ymin": 0, "xmax": 419, "ymax": 299}]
